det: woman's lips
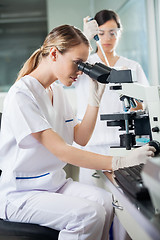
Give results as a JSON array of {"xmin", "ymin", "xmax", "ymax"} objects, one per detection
[
  {"xmin": 103, "ymin": 44, "xmax": 112, "ymax": 47},
  {"xmin": 70, "ymin": 77, "xmax": 77, "ymax": 81}
]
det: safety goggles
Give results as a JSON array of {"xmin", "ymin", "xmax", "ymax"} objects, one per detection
[{"xmin": 98, "ymin": 28, "xmax": 120, "ymax": 39}]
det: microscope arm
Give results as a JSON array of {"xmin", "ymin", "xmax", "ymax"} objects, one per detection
[{"xmin": 111, "ymin": 82, "xmax": 147, "ymax": 101}]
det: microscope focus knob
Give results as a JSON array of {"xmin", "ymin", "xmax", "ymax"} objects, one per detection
[
  {"xmin": 148, "ymin": 140, "xmax": 160, "ymax": 155},
  {"xmin": 152, "ymin": 127, "xmax": 159, "ymax": 132}
]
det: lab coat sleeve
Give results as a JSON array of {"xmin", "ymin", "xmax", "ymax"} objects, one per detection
[{"xmin": 8, "ymin": 91, "xmax": 52, "ymax": 148}]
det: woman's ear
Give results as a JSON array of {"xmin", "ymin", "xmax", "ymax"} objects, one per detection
[{"xmin": 50, "ymin": 47, "xmax": 57, "ymax": 61}]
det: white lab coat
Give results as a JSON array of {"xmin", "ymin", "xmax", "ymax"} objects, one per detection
[
  {"xmin": 0, "ymin": 75, "xmax": 113, "ymax": 240},
  {"xmin": 0, "ymin": 76, "xmax": 77, "ymax": 216}
]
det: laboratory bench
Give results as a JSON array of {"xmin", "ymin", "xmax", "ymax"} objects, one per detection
[{"xmin": 97, "ymin": 170, "xmax": 160, "ymax": 240}]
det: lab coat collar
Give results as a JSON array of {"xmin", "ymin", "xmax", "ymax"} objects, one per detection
[{"xmin": 21, "ymin": 75, "xmax": 56, "ymax": 129}]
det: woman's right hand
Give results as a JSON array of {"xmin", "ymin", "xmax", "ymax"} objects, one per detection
[
  {"xmin": 112, "ymin": 144, "xmax": 156, "ymax": 171},
  {"xmin": 83, "ymin": 16, "xmax": 99, "ymax": 40}
]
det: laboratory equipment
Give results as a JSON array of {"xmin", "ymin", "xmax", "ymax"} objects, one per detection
[{"xmin": 78, "ymin": 60, "xmax": 160, "ymax": 214}]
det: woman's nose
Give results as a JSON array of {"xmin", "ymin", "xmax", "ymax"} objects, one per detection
[
  {"xmin": 101, "ymin": 31, "xmax": 111, "ymax": 41},
  {"xmin": 105, "ymin": 33, "xmax": 111, "ymax": 40}
]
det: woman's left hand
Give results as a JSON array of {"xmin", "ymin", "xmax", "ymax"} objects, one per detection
[{"xmin": 88, "ymin": 78, "xmax": 106, "ymax": 107}]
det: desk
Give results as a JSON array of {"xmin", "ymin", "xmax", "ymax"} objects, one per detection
[{"xmin": 97, "ymin": 170, "xmax": 160, "ymax": 240}]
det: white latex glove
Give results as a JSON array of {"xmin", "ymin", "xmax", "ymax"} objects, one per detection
[
  {"xmin": 88, "ymin": 78, "xmax": 106, "ymax": 107},
  {"xmin": 112, "ymin": 144, "xmax": 156, "ymax": 171},
  {"xmin": 83, "ymin": 16, "xmax": 99, "ymax": 40}
]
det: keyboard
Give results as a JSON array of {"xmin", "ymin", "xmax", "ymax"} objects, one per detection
[{"xmin": 114, "ymin": 164, "xmax": 150, "ymax": 200}]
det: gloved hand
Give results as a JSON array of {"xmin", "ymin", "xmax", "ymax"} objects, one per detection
[
  {"xmin": 83, "ymin": 16, "xmax": 99, "ymax": 40},
  {"xmin": 88, "ymin": 78, "xmax": 106, "ymax": 107},
  {"xmin": 112, "ymin": 144, "xmax": 156, "ymax": 171}
]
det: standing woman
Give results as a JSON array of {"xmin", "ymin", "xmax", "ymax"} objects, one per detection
[
  {"xmin": 75, "ymin": 10, "xmax": 149, "ymax": 184},
  {"xmin": 0, "ymin": 25, "xmax": 154, "ymax": 240}
]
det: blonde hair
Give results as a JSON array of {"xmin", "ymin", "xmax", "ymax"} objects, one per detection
[{"xmin": 16, "ymin": 25, "xmax": 89, "ymax": 81}]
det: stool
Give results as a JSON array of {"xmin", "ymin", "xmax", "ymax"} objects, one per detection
[{"xmin": 0, "ymin": 218, "xmax": 59, "ymax": 240}]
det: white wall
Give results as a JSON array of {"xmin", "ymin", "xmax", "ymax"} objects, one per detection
[
  {"xmin": 46, "ymin": 0, "xmax": 127, "ymax": 32},
  {"xmin": 47, "ymin": 0, "xmax": 92, "ymax": 32},
  {"xmin": 146, "ymin": 0, "xmax": 159, "ymax": 85}
]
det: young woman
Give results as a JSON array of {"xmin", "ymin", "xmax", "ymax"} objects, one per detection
[
  {"xmin": 0, "ymin": 24, "xmax": 155, "ymax": 240},
  {"xmin": 74, "ymin": 9, "xmax": 151, "ymax": 240},
  {"xmin": 75, "ymin": 10, "xmax": 150, "ymax": 184}
]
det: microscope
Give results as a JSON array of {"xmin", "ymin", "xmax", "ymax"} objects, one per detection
[{"xmin": 78, "ymin": 61, "xmax": 160, "ymax": 214}]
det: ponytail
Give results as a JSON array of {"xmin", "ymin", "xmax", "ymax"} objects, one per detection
[
  {"xmin": 16, "ymin": 48, "xmax": 42, "ymax": 81},
  {"xmin": 16, "ymin": 25, "xmax": 89, "ymax": 82}
]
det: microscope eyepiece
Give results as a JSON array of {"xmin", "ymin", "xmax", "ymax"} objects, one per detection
[
  {"xmin": 77, "ymin": 61, "xmax": 133, "ymax": 84},
  {"xmin": 77, "ymin": 62, "xmax": 111, "ymax": 84},
  {"xmin": 77, "ymin": 62, "xmax": 93, "ymax": 76}
]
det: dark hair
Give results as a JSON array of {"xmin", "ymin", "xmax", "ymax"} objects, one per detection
[
  {"xmin": 16, "ymin": 25, "xmax": 89, "ymax": 81},
  {"xmin": 95, "ymin": 9, "xmax": 122, "ymax": 29}
]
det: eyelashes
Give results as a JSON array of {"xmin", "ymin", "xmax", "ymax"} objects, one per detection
[
  {"xmin": 73, "ymin": 60, "xmax": 82, "ymax": 65},
  {"xmin": 98, "ymin": 30, "xmax": 118, "ymax": 39}
]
